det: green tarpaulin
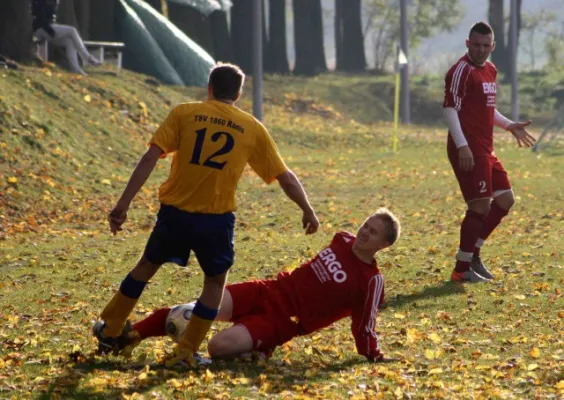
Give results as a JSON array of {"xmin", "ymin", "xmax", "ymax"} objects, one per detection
[
  {"xmin": 167, "ymin": 0, "xmax": 231, "ymax": 16},
  {"xmin": 117, "ymin": 0, "xmax": 184, "ymax": 85},
  {"xmin": 125, "ymin": 0, "xmax": 215, "ymax": 86}
]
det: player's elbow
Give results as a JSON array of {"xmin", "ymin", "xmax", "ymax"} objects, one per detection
[
  {"xmin": 276, "ymin": 170, "xmax": 298, "ymax": 192},
  {"xmin": 141, "ymin": 144, "xmax": 163, "ymax": 165}
]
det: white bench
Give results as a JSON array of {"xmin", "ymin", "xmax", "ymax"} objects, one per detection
[
  {"xmin": 34, "ymin": 38, "xmax": 125, "ymax": 71},
  {"xmin": 34, "ymin": 37, "xmax": 49, "ymax": 61},
  {"xmin": 84, "ymin": 41, "xmax": 125, "ymax": 71}
]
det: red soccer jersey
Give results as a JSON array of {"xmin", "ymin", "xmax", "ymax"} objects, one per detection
[
  {"xmin": 443, "ymin": 54, "xmax": 498, "ymax": 156},
  {"xmin": 277, "ymin": 232, "xmax": 385, "ymax": 359}
]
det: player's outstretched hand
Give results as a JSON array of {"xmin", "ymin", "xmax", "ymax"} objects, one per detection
[
  {"xmin": 458, "ymin": 145, "xmax": 474, "ymax": 171},
  {"xmin": 109, "ymin": 206, "xmax": 128, "ymax": 235},
  {"xmin": 507, "ymin": 120, "xmax": 536, "ymax": 147},
  {"xmin": 303, "ymin": 209, "xmax": 319, "ymax": 235}
]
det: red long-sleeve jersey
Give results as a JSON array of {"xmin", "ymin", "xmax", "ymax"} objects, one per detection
[
  {"xmin": 277, "ymin": 232, "xmax": 385, "ymax": 360},
  {"xmin": 443, "ymin": 54, "xmax": 498, "ymax": 156}
]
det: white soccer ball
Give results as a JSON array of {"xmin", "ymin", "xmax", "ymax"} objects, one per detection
[{"xmin": 165, "ymin": 303, "xmax": 194, "ymax": 342}]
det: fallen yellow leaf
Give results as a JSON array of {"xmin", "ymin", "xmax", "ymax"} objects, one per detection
[
  {"xmin": 7, "ymin": 177, "xmax": 18, "ymax": 184},
  {"xmin": 529, "ymin": 348, "xmax": 541, "ymax": 359},
  {"xmin": 428, "ymin": 332, "xmax": 441, "ymax": 343}
]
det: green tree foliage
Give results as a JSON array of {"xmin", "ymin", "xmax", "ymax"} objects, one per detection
[
  {"xmin": 364, "ymin": 0, "xmax": 463, "ymax": 71},
  {"xmin": 520, "ymin": 10, "xmax": 557, "ymax": 70},
  {"xmin": 544, "ymin": 15, "xmax": 564, "ymax": 69}
]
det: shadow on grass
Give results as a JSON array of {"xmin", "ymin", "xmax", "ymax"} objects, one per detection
[
  {"xmin": 384, "ymin": 280, "xmax": 466, "ymax": 310},
  {"xmin": 38, "ymin": 356, "xmax": 367, "ymax": 399}
]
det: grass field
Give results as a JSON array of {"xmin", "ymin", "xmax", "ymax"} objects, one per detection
[{"xmin": 0, "ymin": 65, "xmax": 563, "ymax": 399}]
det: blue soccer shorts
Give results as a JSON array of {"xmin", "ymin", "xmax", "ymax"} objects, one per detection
[{"xmin": 143, "ymin": 204, "xmax": 235, "ymax": 277}]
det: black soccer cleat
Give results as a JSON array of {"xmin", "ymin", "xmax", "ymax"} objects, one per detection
[{"xmin": 93, "ymin": 320, "xmax": 135, "ymax": 356}]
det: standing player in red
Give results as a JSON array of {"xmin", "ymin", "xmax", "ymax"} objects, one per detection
[
  {"xmin": 104, "ymin": 209, "xmax": 401, "ymax": 363},
  {"xmin": 443, "ymin": 22, "xmax": 536, "ymax": 283}
]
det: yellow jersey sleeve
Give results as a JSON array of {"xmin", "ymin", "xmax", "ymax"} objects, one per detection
[
  {"xmin": 248, "ymin": 121, "xmax": 288, "ymax": 183},
  {"xmin": 149, "ymin": 106, "xmax": 181, "ymax": 157}
]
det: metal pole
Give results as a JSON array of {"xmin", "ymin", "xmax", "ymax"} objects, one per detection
[
  {"xmin": 252, "ymin": 0, "xmax": 263, "ymax": 121},
  {"xmin": 399, "ymin": 0, "xmax": 410, "ymax": 124},
  {"xmin": 510, "ymin": 0, "xmax": 519, "ymax": 121}
]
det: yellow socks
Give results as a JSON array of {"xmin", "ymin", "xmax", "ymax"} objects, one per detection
[
  {"xmin": 100, "ymin": 291, "xmax": 138, "ymax": 337},
  {"xmin": 177, "ymin": 314, "xmax": 214, "ymax": 353},
  {"xmin": 100, "ymin": 273, "xmax": 147, "ymax": 337}
]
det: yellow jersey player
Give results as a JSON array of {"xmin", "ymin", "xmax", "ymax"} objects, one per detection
[{"xmin": 93, "ymin": 63, "xmax": 319, "ymax": 367}]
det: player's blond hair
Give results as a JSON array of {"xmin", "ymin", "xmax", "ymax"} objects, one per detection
[{"xmin": 372, "ymin": 208, "xmax": 401, "ymax": 246}]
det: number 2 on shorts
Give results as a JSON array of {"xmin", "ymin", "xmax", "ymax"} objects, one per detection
[{"xmin": 479, "ymin": 180, "xmax": 487, "ymax": 193}]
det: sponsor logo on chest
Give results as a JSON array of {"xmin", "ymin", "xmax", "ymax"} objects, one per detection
[
  {"xmin": 482, "ymin": 82, "xmax": 497, "ymax": 94},
  {"xmin": 311, "ymin": 247, "xmax": 348, "ymax": 283},
  {"xmin": 481, "ymin": 81, "xmax": 496, "ymax": 107}
]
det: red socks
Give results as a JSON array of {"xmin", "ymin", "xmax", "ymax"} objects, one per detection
[
  {"xmin": 455, "ymin": 210, "xmax": 486, "ymax": 272},
  {"xmin": 475, "ymin": 202, "xmax": 510, "ymax": 255},
  {"xmin": 132, "ymin": 308, "xmax": 170, "ymax": 339}
]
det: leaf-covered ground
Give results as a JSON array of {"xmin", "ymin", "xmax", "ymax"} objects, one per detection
[{"xmin": 0, "ymin": 65, "xmax": 563, "ymax": 399}]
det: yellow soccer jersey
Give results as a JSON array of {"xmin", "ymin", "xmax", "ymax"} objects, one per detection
[{"xmin": 149, "ymin": 100, "xmax": 288, "ymax": 214}]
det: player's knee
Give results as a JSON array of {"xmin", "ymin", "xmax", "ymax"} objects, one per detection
[
  {"xmin": 468, "ymin": 199, "xmax": 490, "ymax": 215},
  {"xmin": 495, "ymin": 190, "xmax": 515, "ymax": 210},
  {"xmin": 204, "ymin": 272, "xmax": 228, "ymax": 289},
  {"xmin": 131, "ymin": 256, "xmax": 161, "ymax": 281},
  {"xmin": 207, "ymin": 335, "xmax": 232, "ymax": 358}
]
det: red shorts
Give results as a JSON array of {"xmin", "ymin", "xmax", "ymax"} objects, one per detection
[
  {"xmin": 226, "ymin": 280, "xmax": 301, "ymax": 353},
  {"xmin": 448, "ymin": 144, "xmax": 511, "ymax": 202}
]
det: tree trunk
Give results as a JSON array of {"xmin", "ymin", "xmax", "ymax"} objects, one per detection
[
  {"xmin": 56, "ymin": 0, "xmax": 78, "ymax": 27},
  {"xmin": 292, "ymin": 0, "xmax": 326, "ymax": 76},
  {"xmin": 89, "ymin": 0, "xmax": 116, "ymax": 41},
  {"xmin": 266, "ymin": 0, "xmax": 289, "ymax": 73},
  {"xmin": 506, "ymin": 0, "xmax": 522, "ymax": 62},
  {"xmin": 309, "ymin": 0, "xmax": 327, "ymax": 73},
  {"xmin": 0, "ymin": 0, "xmax": 33, "ymax": 62},
  {"xmin": 335, "ymin": 0, "xmax": 344, "ymax": 71},
  {"xmin": 339, "ymin": 0, "xmax": 365, "ymax": 72},
  {"xmin": 230, "ymin": 0, "xmax": 253, "ymax": 73},
  {"xmin": 488, "ymin": 0, "xmax": 507, "ymax": 73},
  {"xmin": 74, "ymin": 0, "xmax": 91, "ymax": 39},
  {"xmin": 261, "ymin": 0, "xmax": 271, "ymax": 72},
  {"xmin": 209, "ymin": 10, "xmax": 235, "ymax": 63}
]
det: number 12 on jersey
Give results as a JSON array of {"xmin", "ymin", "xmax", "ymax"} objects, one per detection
[{"xmin": 189, "ymin": 128, "xmax": 235, "ymax": 170}]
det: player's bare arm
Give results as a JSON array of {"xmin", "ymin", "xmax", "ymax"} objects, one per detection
[
  {"xmin": 276, "ymin": 170, "xmax": 319, "ymax": 234},
  {"xmin": 109, "ymin": 144, "xmax": 163, "ymax": 235}
]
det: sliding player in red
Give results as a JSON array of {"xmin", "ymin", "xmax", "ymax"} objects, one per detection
[
  {"xmin": 103, "ymin": 209, "xmax": 401, "ymax": 364},
  {"xmin": 443, "ymin": 22, "xmax": 536, "ymax": 283},
  {"xmin": 93, "ymin": 63, "xmax": 319, "ymax": 367}
]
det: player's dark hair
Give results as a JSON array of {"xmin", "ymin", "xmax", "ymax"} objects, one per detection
[
  {"xmin": 373, "ymin": 208, "xmax": 401, "ymax": 246},
  {"xmin": 208, "ymin": 62, "xmax": 245, "ymax": 101},
  {"xmin": 469, "ymin": 21, "xmax": 494, "ymax": 39}
]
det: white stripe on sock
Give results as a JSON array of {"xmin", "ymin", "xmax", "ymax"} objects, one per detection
[{"xmin": 456, "ymin": 250, "xmax": 473, "ymax": 262}]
